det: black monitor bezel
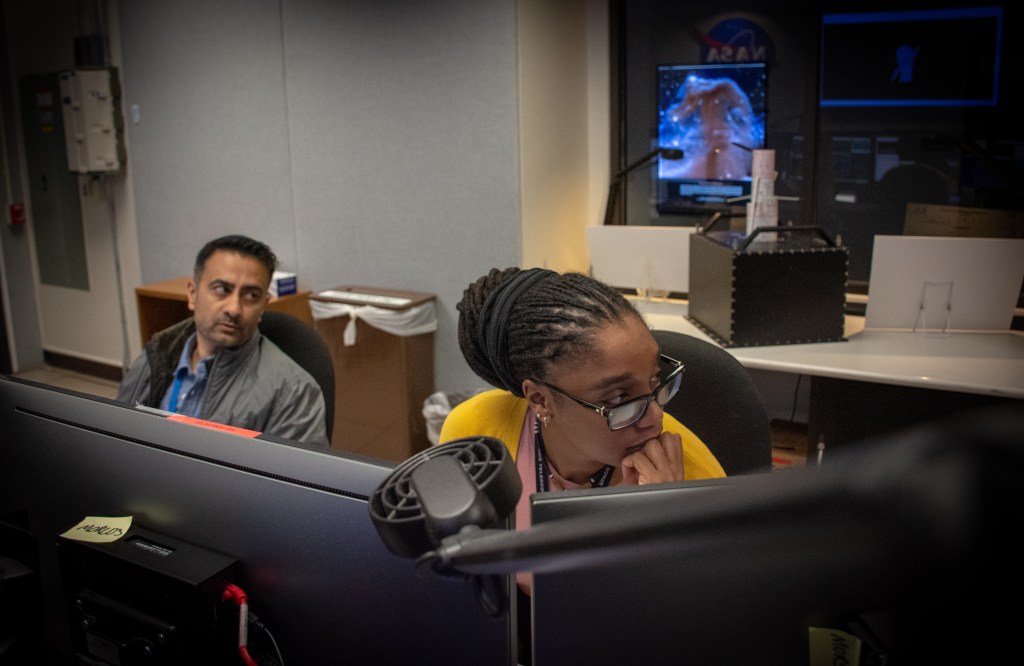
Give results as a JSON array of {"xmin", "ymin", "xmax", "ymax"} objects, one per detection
[{"xmin": 0, "ymin": 375, "xmax": 515, "ymax": 665}]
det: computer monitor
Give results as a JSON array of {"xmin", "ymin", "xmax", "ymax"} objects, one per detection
[
  {"xmin": 0, "ymin": 375, "xmax": 514, "ymax": 665},
  {"xmin": 524, "ymin": 409, "xmax": 1019, "ymax": 665},
  {"xmin": 820, "ymin": 7, "xmax": 1003, "ymax": 108},
  {"xmin": 864, "ymin": 236, "xmax": 1024, "ymax": 332},
  {"xmin": 656, "ymin": 62, "xmax": 767, "ymax": 214},
  {"xmin": 586, "ymin": 225, "xmax": 695, "ymax": 296}
]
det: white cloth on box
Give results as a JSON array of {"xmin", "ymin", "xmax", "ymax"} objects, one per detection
[{"xmin": 309, "ymin": 300, "xmax": 437, "ymax": 346}]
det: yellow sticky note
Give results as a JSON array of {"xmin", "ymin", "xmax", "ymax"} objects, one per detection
[
  {"xmin": 808, "ymin": 627, "xmax": 862, "ymax": 666},
  {"xmin": 61, "ymin": 516, "xmax": 133, "ymax": 543}
]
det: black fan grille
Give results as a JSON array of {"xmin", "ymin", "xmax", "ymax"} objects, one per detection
[{"xmin": 373, "ymin": 437, "xmax": 507, "ymax": 522}]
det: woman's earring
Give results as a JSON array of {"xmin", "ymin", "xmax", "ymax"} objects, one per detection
[{"xmin": 541, "ymin": 414, "xmax": 551, "ymax": 428}]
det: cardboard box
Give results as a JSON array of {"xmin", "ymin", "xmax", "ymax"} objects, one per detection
[
  {"xmin": 687, "ymin": 225, "xmax": 847, "ymax": 347},
  {"xmin": 312, "ymin": 287, "xmax": 436, "ymax": 462},
  {"xmin": 903, "ymin": 203, "xmax": 1024, "ymax": 238}
]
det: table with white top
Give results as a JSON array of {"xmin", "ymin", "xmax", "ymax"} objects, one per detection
[{"xmin": 632, "ymin": 297, "xmax": 1024, "ymax": 453}]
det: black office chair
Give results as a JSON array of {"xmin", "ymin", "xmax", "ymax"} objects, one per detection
[
  {"xmin": 260, "ymin": 310, "xmax": 335, "ymax": 441},
  {"xmin": 652, "ymin": 329, "xmax": 772, "ymax": 475}
]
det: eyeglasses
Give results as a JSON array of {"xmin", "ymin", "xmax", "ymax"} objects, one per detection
[{"xmin": 537, "ymin": 354, "xmax": 685, "ymax": 431}]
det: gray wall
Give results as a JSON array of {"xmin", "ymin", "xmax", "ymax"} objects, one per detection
[{"xmin": 118, "ymin": 0, "xmax": 523, "ymax": 393}]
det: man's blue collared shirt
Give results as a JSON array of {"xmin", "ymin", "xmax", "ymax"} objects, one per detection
[{"xmin": 160, "ymin": 334, "xmax": 214, "ymax": 417}]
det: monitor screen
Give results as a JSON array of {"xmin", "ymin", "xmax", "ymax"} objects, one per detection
[
  {"xmin": 525, "ymin": 414, "xmax": 1017, "ymax": 665},
  {"xmin": 820, "ymin": 7, "xmax": 1003, "ymax": 108},
  {"xmin": 586, "ymin": 225, "xmax": 695, "ymax": 295},
  {"xmin": 656, "ymin": 62, "xmax": 767, "ymax": 213},
  {"xmin": 0, "ymin": 376, "xmax": 514, "ymax": 665}
]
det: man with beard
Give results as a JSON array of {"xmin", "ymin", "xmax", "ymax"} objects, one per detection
[{"xmin": 117, "ymin": 234, "xmax": 328, "ymax": 447}]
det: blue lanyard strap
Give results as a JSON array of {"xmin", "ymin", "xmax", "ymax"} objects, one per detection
[{"xmin": 166, "ymin": 372, "xmax": 185, "ymax": 414}]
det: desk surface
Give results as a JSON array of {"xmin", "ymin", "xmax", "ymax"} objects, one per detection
[{"xmin": 634, "ymin": 297, "xmax": 1024, "ymax": 399}]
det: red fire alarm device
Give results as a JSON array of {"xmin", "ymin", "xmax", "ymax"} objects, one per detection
[{"xmin": 9, "ymin": 203, "xmax": 25, "ymax": 225}]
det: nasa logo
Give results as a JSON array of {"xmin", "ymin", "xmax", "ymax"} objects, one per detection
[{"xmin": 699, "ymin": 18, "xmax": 773, "ymax": 64}]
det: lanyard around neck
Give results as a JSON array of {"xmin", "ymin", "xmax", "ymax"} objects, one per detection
[
  {"xmin": 533, "ymin": 419, "xmax": 613, "ymax": 493},
  {"xmin": 166, "ymin": 372, "xmax": 185, "ymax": 414}
]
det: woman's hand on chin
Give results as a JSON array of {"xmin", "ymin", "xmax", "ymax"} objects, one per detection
[{"xmin": 621, "ymin": 431, "xmax": 684, "ymax": 485}]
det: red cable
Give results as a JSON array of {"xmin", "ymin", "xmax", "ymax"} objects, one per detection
[
  {"xmin": 222, "ymin": 584, "xmax": 259, "ymax": 666},
  {"xmin": 239, "ymin": 646, "xmax": 258, "ymax": 666}
]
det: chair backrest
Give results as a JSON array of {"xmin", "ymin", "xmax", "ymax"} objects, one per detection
[
  {"xmin": 652, "ymin": 329, "xmax": 772, "ymax": 475},
  {"xmin": 259, "ymin": 310, "xmax": 335, "ymax": 442}
]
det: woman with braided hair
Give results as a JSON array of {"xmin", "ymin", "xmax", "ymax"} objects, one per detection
[{"xmin": 440, "ymin": 267, "xmax": 725, "ymax": 589}]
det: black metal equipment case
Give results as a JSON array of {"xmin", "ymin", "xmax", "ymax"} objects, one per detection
[{"xmin": 687, "ymin": 220, "xmax": 848, "ymax": 348}]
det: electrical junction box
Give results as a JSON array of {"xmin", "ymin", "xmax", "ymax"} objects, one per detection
[{"xmin": 59, "ymin": 67, "xmax": 125, "ymax": 173}]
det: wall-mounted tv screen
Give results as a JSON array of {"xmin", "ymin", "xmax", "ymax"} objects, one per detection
[
  {"xmin": 656, "ymin": 62, "xmax": 767, "ymax": 214},
  {"xmin": 820, "ymin": 7, "xmax": 1003, "ymax": 108}
]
